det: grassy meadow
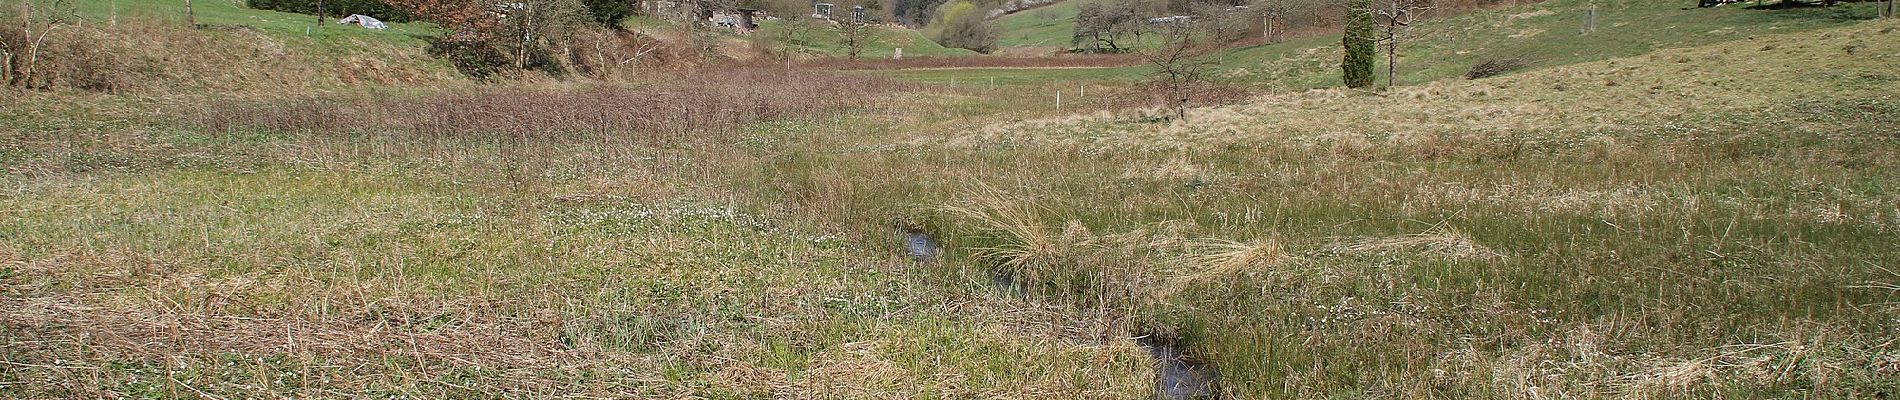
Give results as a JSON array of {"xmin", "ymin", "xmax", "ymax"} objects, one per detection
[
  {"xmin": 995, "ymin": 0, "xmax": 1099, "ymax": 50},
  {"xmin": 757, "ymin": 19, "xmax": 981, "ymax": 59},
  {"xmin": 4, "ymin": 0, "xmax": 1900, "ymax": 398}
]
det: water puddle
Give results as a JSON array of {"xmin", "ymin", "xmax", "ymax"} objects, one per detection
[
  {"xmin": 988, "ymin": 270, "xmax": 1021, "ymax": 297},
  {"xmin": 1137, "ymin": 335, "xmax": 1219, "ymax": 400},
  {"xmin": 900, "ymin": 229, "xmax": 941, "ymax": 262}
]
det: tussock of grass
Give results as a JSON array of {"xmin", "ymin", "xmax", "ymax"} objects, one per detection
[
  {"xmin": 1166, "ymin": 237, "xmax": 1290, "ymax": 295},
  {"xmin": 1330, "ymin": 228, "xmax": 1505, "ymax": 261}
]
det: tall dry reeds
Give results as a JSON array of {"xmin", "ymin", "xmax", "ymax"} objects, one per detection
[
  {"xmin": 800, "ymin": 54, "xmax": 1140, "ymax": 70},
  {"xmin": 189, "ymin": 69, "xmax": 909, "ymax": 141}
]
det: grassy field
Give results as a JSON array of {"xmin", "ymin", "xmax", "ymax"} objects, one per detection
[
  {"xmin": 758, "ymin": 19, "xmax": 980, "ymax": 59},
  {"xmin": 4, "ymin": 0, "xmax": 1900, "ymax": 398},
  {"xmin": 745, "ymin": 16, "xmax": 1900, "ymax": 397},
  {"xmin": 68, "ymin": 0, "xmax": 435, "ymax": 45},
  {"xmin": 944, "ymin": 0, "xmax": 1892, "ymax": 90},
  {"xmin": 1211, "ymin": 0, "xmax": 1893, "ymax": 88},
  {"xmin": 994, "ymin": 0, "xmax": 1095, "ymax": 49},
  {"xmin": 0, "ymin": 0, "xmax": 460, "ymax": 94},
  {"xmin": 0, "ymin": 72, "xmax": 1155, "ymax": 398}
]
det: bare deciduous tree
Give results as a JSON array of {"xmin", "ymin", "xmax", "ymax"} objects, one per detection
[
  {"xmin": 1071, "ymin": 0, "xmax": 1141, "ymax": 53},
  {"xmin": 1137, "ymin": 21, "xmax": 1215, "ymax": 121},
  {"xmin": 835, "ymin": 16, "xmax": 880, "ymax": 59},
  {"xmin": 1374, "ymin": 0, "xmax": 1431, "ymax": 87}
]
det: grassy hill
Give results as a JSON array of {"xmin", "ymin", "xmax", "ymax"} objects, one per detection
[
  {"xmin": 69, "ymin": 0, "xmax": 435, "ymax": 45},
  {"xmin": 910, "ymin": 0, "xmax": 1889, "ymax": 89},
  {"xmin": 1211, "ymin": 0, "xmax": 1888, "ymax": 88},
  {"xmin": 758, "ymin": 19, "xmax": 980, "ymax": 59},
  {"xmin": 994, "ymin": 0, "xmax": 1094, "ymax": 49}
]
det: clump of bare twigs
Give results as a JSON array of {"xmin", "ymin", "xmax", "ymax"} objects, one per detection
[{"xmin": 1465, "ymin": 58, "xmax": 1529, "ymax": 80}]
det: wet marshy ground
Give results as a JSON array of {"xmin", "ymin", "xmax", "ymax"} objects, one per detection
[
  {"xmin": 1138, "ymin": 335, "xmax": 1219, "ymax": 400},
  {"xmin": 901, "ymin": 229, "xmax": 941, "ymax": 262},
  {"xmin": 896, "ymin": 229, "xmax": 1219, "ymax": 398}
]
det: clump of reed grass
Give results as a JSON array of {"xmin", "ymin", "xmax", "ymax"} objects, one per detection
[
  {"xmin": 1164, "ymin": 237, "xmax": 1290, "ymax": 297},
  {"xmin": 1330, "ymin": 227, "xmax": 1505, "ymax": 261},
  {"xmin": 940, "ymin": 183, "xmax": 1070, "ymax": 283},
  {"xmin": 188, "ymin": 69, "xmax": 909, "ymax": 142}
]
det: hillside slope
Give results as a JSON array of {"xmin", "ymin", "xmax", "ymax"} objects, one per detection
[
  {"xmin": 920, "ymin": 0, "xmax": 1890, "ymax": 89},
  {"xmin": 1216, "ymin": 0, "xmax": 1887, "ymax": 88},
  {"xmin": 822, "ymin": 17, "xmax": 1900, "ymax": 397},
  {"xmin": 8, "ymin": 0, "xmax": 455, "ymax": 94},
  {"xmin": 758, "ymin": 19, "xmax": 980, "ymax": 59},
  {"xmin": 994, "ymin": 0, "xmax": 1095, "ymax": 50}
]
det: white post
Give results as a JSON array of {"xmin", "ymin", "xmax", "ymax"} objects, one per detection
[
  {"xmin": 1581, "ymin": 5, "xmax": 1596, "ymax": 35},
  {"xmin": 1056, "ymin": 90, "xmax": 1062, "ymax": 111}
]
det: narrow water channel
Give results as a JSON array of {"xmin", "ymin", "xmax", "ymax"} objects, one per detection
[
  {"xmin": 901, "ymin": 229, "xmax": 941, "ymax": 262},
  {"xmin": 897, "ymin": 230, "xmax": 1219, "ymax": 398},
  {"xmin": 1138, "ymin": 335, "xmax": 1219, "ymax": 400}
]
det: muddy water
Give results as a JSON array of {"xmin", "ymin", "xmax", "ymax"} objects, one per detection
[
  {"xmin": 988, "ymin": 270, "xmax": 1020, "ymax": 297},
  {"xmin": 901, "ymin": 230, "xmax": 941, "ymax": 262},
  {"xmin": 1138, "ymin": 336, "xmax": 1219, "ymax": 400}
]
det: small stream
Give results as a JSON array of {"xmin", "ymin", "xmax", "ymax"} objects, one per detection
[
  {"xmin": 988, "ymin": 270, "xmax": 1021, "ymax": 297},
  {"xmin": 896, "ymin": 229, "xmax": 1218, "ymax": 398},
  {"xmin": 901, "ymin": 229, "xmax": 941, "ymax": 262},
  {"xmin": 1138, "ymin": 336, "xmax": 1219, "ymax": 400}
]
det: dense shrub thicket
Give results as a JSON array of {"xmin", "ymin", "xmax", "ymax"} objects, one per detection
[{"xmin": 246, "ymin": 0, "xmax": 415, "ymax": 23}]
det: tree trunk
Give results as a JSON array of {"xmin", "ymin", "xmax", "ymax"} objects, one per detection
[
  {"xmin": 13, "ymin": 2, "xmax": 29, "ymax": 87},
  {"xmin": 517, "ymin": 5, "xmax": 532, "ymax": 70},
  {"xmin": 1386, "ymin": 0, "xmax": 1397, "ymax": 87},
  {"xmin": 317, "ymin": 0, "xmax": 325, "ymax": 26},
  {"xmin": 185, "ymin": 0, "xmax": 195, "ymax": 27},
  {"xmin": 1386, "ymin": 34, "xmax": 1396, "ymax": 87}
]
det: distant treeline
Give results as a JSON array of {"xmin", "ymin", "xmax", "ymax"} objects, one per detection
[{"xmin": 246, "ymin": 0, "xmax": 416, "ymax": 23}]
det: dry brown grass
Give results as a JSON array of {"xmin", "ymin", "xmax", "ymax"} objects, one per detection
[
  {"xmin": 802, "ymin": 55, "xmax": 1139, "ymax": 70},
  {"xmin": 188, "ymin": 69, "xmax": 909, "ymax": 141},
  {"xmin": 1330, "ymin": 227, "xmax": 1506, "ymax": 261}
]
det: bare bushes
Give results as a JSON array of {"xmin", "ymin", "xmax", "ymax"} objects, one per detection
[
  {"xmin": 190, "ymin": 69, "xmax": 908, "ymax": 140},
  {"xmin": 565, "ymin": 28, "xmax": 691, "ymax": 80},
  {"xmin": 2, "ymin": 24, "xmax": 134, "ymax": 92},
  {"xmin": 0, "ymin": 0, "xmax": 107, "ymax": 92},
  {"xmin": 2, "ymin": 18, "xmax": 441, "ymax": 94}
]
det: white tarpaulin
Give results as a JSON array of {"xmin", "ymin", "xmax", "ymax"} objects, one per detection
[{"xmin": 339, "ymin": 14, "xmax": 388, "ymax": 29}]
